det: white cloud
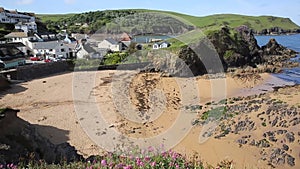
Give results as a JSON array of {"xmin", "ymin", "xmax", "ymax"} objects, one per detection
[
  {"xmin": 64, "ymin": 0, "xmax": 76, "ymax": 4},
  {"xmin": 16, "ymin": 0, "xmax": 34, "ymax": 5}
]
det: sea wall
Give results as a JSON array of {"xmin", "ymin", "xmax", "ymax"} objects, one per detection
[{"xmin": 16, "ymin": 61, "xmax": 69, "ymax": 80}]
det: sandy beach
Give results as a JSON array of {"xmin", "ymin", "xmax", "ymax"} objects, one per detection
[{"xmin": 0, "ymin": 70, "xmax": 299, "ymax": 168}]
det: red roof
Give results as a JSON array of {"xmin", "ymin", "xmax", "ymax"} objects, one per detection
[{"xmin": 120, "ymin": 32, "xmax": 132, "ymax": 41}]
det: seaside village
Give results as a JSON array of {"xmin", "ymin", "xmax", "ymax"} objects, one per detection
[{"xmin": 0, "ymin": 7, "xmax": 171, "ymax": 69}]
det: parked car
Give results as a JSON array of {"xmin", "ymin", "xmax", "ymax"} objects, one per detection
[
  {"xmin": 30, "ymin": 56, "xmax": 42, "ymax": 61},
  {"xmin": 44, "ymin": 59, "xmax": 51, "ymax": 63}
]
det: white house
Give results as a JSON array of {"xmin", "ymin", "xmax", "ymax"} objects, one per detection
[
  {"xmin": 98, "ymin": 38, "xmax": 121, "ymax": 52},
  {"xmin": 153, "ymin": 43, "xmax": 160, "ymax": 50},
  {"xmin": 31, "ymin": 41, "xmax": 70, "ymax": 58},
  {"xmin": 0, "ymin": 7, "xmax": 35, "ymax": 24},
  {"xmin": 153, "ymin": 41, "xmax": 171, "ymax": 49},
  {"xmin": 4, "ymin": 32, "xmax": 38, "ymax": 50},
  {"xmin": 15, "ymin": 22, "xmax": 37, "ymax": 33},
  {"xmin": 160, "ymin": 42, "xmax": 171, "ymax": 48}
]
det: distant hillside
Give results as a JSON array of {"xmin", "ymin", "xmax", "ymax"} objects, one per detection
[{"xmin": 37, "ymin": 9, "xmax": 300, "ymax": 35}]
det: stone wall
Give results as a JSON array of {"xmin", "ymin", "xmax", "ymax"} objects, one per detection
[{"xmin": 16, "ymin": 61, "xmax": 69, "ymax": 80}]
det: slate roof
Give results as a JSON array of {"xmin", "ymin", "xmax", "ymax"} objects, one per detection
[
  {"xmin": 0, "ymin": 44, "xmax": 24, "ymax": 60},
  {"xmin": 33, "ymin": 41, "xmax": 60, "ymax": 50},
  {"xmin": 7, "ymin": 42, "xmax": 26, "ymax": 48},
  {"xmin": 105, "ymin": 38, "xmax": 119, "ymax": 45}
]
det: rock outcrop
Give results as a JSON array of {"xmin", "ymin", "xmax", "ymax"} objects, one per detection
[
  {"xmin": 207, "ymin": 25, "xmax": 262, "ymax": 68},
  {"xmin": 0, "ymin": 109, "xmax": 82, "ymax": 164},
  {"xmin": 262, "ymin": 38, "xmax": 297, "ymax": 56}
]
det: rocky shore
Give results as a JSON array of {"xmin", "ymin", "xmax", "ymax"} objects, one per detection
[{"xmin": 192, "ymin": 85, "xmax": 300, "ymax": 168}]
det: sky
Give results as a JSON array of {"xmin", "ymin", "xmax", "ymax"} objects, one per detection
[{"xmin": 1, "ymin": 0, "xmax": 300, "ymax": 26}]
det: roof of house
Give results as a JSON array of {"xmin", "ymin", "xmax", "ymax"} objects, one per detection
[
  {"xmin": 83, "ymin": 43, "xmax": 97, "ymax": 53},
  {"xmin": 0, "ymin": 44, "xmax": 24, "ymax": 59},
  {"xmin": 65, "ymin": 43, "xmax": 77, "ymax": 49},
  {"xmin": 4, "ymin": 32, "xmax": 28, "ymax": 38},
  {"xmin": 120, "ymin": 32, "xmax": 132, "ymax": 41},
  {"xmin": 9, "ymin": 10, "xmax": 17, "ymax": 14},
  {"xmin": 105, "ymin": 38, "xmax": 119, "ymax": 45},
  {"xmin": 7, "ymin": 42, "xmax": 26, "ymax": 48},
  {"xmin": 33, "ymin": 41, "xmax": 60, "ymax": 50},
  {"xmin": 153, "ymin": 41, "xmax": 170, "ymax": 45}
]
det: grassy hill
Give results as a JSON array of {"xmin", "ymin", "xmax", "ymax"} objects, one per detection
[
  {"xmin": 37, "ymin": 9, "xmax": 300, "ymax": 33},
  {"xmin": 36, "ymin": 13, "xmax": 76, "ymax": 22},
  {"xmin": 150, "ymin": 11, "xmax": 300, "ymax": 31}
]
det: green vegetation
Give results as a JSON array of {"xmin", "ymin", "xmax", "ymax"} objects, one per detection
[
  {"xmin": 37, "ymin": 9, "xmax": 300, "ymax": 34},
  {"xmin": 0, "ymin": 23, "xmax": 15, "ymax": 38},
  {"xmin": 0, "ymin": 108, "xmax": 8, "ymax": 113},
  {"xmin": 103, "ymin": 52, "xmax": 128, "ymax": 65},
  {"xmin": 0, "ymin": 108, "xmax": 8, "ymax": 119},
  {"xmin": 36, "ymin": 14, "xmax": 76, "ymax": 22},
  {"xmin": 224, "ymin": 50, "xmax": 235, "ymax": 59},
  {"xmin": 201, "ymin": 106, "xmax": 227, "ymax": 121}
]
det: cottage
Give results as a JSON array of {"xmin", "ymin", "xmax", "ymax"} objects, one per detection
[
  {"xmin": 153, "ymin": 41, "xmax": 171, "ymax": 49},
  {"xmin": 98, "ymin": 38, "xmax": 121, "ymax": 52},
  {"xmin": 160, "ymin": 41, "xmax": 171, "ymax": 48}
]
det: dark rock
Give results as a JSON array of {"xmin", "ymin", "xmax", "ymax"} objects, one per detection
[
  {"xmin": 286, "ymin": 132, "xmax": 295, "ymax": 143},
  {"xmin": 237, "ymin": 139, "xmax": 247, "ymax": 145},
  {"xmin": 277, "ymin": 130, "xmax": 287, "ymax": 135},
  {"xmin": 271, "ymin": 117, "xmax": 278, "ymax": 127},
  {"xmin": 262, "ymin": 38, "xmax": 297, "ymax": 56},
  {"xmin": 286, "ymin": 154, "xmax": 295, "ymax": 166},
  {"xmin": 282, "ymin": 144, "xmax": 289, "ymax": 151}
]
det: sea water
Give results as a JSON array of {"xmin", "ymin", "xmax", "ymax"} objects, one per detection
[{"xmin": 256, "ymin": 34, "xmax": 300, "ymax": 84}]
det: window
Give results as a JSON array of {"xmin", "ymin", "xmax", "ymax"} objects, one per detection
[
  {"xmin": 61, "ymin": 49, "xmax": 65, "ymax": 52},
  {"xmin": 49, "ymin": 49, "xmax": 53, "ymax": 52}
]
